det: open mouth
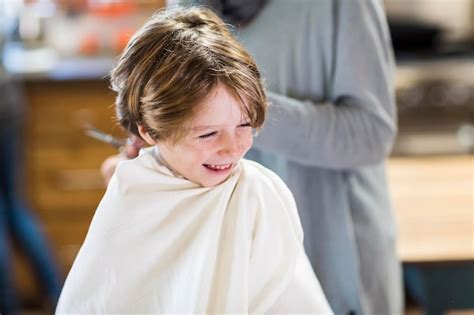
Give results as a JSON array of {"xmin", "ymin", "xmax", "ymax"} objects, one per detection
[{"xmin": 203, "ymin": 163, "xmax": 233, "ymax": 173}]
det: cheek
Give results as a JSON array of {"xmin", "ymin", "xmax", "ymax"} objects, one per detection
[
  {"xmin": 241, "ymin": 131, "xmax": 253, "ymax": 153},
  {"xmin": 189, "ymin": 144, "xmax": 214, "ymax": 163}
]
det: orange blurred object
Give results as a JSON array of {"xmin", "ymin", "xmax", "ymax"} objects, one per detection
[
  {"xmin": 88, "ymin": 1, "xmax": 136, "ymax": 18},
  {"xmin": 79, "ymin": 33, "xmax": 100, "ymax": 56},
  {"xmin": 114, "ymin": 27, "xmax": 135, "ymax": 54}
]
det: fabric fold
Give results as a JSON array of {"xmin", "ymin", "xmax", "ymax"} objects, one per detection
[{"xmin": 56, "ymin": 148, "xmax": 303, "ymax": 314}]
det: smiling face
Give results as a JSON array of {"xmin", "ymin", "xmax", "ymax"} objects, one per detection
[{"xmin": 147, "ymin": 83, "xmax": 253, "ymax": 187}]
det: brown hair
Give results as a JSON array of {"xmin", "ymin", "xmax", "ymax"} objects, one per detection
[{"xmin": 110, "ymin": 6, "xmax": 268, "ymax": 144}]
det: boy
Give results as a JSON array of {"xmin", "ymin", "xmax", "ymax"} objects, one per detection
[{"xmin": 56, "ymin": 7, "xmax": 332, "ymax": 314}]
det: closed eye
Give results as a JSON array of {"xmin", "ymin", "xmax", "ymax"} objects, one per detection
[
  {"xmin": 198, "ymin": 131, "xmax": 217, "ymax": 139},
  {"xmin": 197, "ymin": 122, "xmax": 251, "ymax": 139}
]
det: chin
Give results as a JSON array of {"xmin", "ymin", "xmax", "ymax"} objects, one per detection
[
  {"xmin": 198, "ymin": 175, "xmax": 231, "ymax": 187},
  {"xmin": 200, "ymin": 179, "xmax": 223, "ymax": 187}
]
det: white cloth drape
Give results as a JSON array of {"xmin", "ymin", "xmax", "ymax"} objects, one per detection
[{"xmin": 56, "ymin": 148, "xmax": 332, "ymax": 314}]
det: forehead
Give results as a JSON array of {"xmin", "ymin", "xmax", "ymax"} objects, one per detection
[{"xmin": 190, "ymin": 84, "xmax": 249, "ymax": 127}]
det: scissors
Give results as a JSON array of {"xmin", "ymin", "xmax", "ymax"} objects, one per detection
[{"xmin": 84, "ymin": 125, "xmax": 128, "ymax": 150}]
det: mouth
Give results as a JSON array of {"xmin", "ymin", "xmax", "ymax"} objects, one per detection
[{"xmin": 203, "ymin": 162, "xmax": 234, "ymax": 174}]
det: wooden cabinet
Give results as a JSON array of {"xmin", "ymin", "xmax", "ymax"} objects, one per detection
[{"xmin": 17, "ymin": 79, "xmax": 126, "ymax": 302}]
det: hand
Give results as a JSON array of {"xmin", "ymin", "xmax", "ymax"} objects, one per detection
[
  {"xmin": 121, "ymin": 135, "xmax": 145, "ymax": 159},
  {"xmin": 100, "ymin": 135, "xmax": 145, "ymax": 186}
]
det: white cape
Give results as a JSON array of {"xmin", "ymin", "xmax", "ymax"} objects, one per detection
[{"xmin": 56, "ymin": 149, "xmax": 331, "ymax": 314}]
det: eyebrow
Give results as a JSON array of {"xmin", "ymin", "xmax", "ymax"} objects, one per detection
[
  {"xmin": 191, "ymin": 125, "xmax": 221, "ymax": 132},
  {"xmin": 191, "ymin": 119, "xmax": 251, "ymax": 132}
]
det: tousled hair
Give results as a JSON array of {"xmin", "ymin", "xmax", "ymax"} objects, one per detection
[{"xmin": 110, "ymin": 6, "xmax": 268, "ymax": 144}]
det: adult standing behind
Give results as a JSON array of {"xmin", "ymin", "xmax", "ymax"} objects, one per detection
[{"xmin": 193, "ymin": 1, "xmax": 403, "ymax": 315}]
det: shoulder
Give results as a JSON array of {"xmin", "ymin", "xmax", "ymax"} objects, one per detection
[
  {"xmin": 238, "ymin": 160, "xmax": 297, "ymax": 208},
  {"xmin": 85, "ymin": 149, "xmax": 171, "ymax": 241},
  {"xmin": 238, "ymin": 159, "xmax": 300, "ymax": 226},
  {"xmin": 112, "ymin": 147, "xmax": 184, "ymax": 193},
  {"xmin": 260, "ymin": 0, "xmax": 331, "ymax": 26},
  {"xmin": 114, "ymin": 148, "xmax": 158, "ymax": 180},
  {"xmin": 237, "ymin": 159, "xmax": 304, "ymax": 248},
  {"xmin": 239, "ymin": 158, "xmax": 289, "ymax": 193}
]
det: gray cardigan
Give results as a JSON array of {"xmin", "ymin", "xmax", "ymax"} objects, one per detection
[{"xmin": 238, "ymin": 1, "xmax": 402, "ymax": 314}]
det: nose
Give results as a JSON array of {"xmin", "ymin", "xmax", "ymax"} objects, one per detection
[{"xmin": 218, "ymin": 133, "xmax": 242, "ymax": 158}]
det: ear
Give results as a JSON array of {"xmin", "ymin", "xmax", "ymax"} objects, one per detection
[{"xmin": 137, "ymin": 124, "xmax": 157, "ymax": 145}]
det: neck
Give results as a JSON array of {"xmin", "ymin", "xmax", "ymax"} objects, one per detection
[{"xmin": 153, "ymin": 147, "xmax": 184, "ymax": 178}]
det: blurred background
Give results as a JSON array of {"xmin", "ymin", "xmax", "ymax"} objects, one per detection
[{"xmin": 0, "ymin": 0, "xmax": 472, "ymax": 314}]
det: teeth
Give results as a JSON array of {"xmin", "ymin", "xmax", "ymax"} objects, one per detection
[{"xmin": 206, "ymin": 163, "xmax": 231, "ymax": 170}]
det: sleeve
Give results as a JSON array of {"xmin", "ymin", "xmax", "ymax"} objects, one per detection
[{"xmin": 253, "ymin": 0, "xmax": 397, "ymax": 169}]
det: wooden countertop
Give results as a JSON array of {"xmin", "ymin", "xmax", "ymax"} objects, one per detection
[{"xmin": 387, "ymin": 155, "xmax": 474, "ymax": 263}]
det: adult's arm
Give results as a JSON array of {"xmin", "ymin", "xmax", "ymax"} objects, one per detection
[{"xmin": 253, "ymin": 0, "xmax": 397, "ymax": 169}]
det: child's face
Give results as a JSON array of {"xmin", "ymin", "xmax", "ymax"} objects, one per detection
[{"xmin": 157, "ymin": 84, "xmax": 254, "ymax": 187}]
